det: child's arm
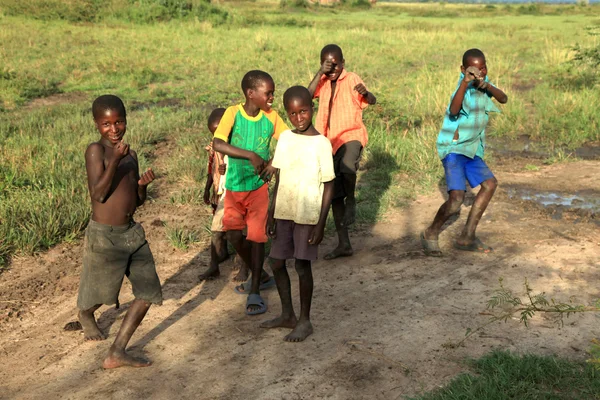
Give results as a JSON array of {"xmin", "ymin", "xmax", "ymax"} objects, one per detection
[
  {"xmin": 213, "ymin": 139, "xmax": 265, "ymax": 174},
  {"xmin": 131, "ymin": 150, "xmax": 155, "ymax": 206},
  {"xmin": 203, "ymin": 173, "xmax": 213, "ymax": 205},
  {"xmin": 481, "ymin": 83, "xmax": 508, "ymax": 104},
  {"xmin": 85, "ymin": 141, "xmax": 128, "ymax": 203},
  {"xmin": 308, "ymin": 59, "xmax": 334, "ymax": 96},
  {"xmin": 449, "ymin": 67, "xmax": 482, "ymax": 117},
  {"xmin": 266, "ymin": 170, "xmax": 280, "ymax": 239},
  {"xmin": 308, "ymin": 180, "xmax": 334, "ymax": 245},
  {"xmin": 354, "ymin": 83, "xmax": 376, "ymax": 105}
]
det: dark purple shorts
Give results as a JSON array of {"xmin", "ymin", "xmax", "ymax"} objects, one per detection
[{"xmin": 269, "ymin": 219, "xmax": 318, "ymax": 261}]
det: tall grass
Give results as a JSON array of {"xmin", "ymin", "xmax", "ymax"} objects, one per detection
[{"xmin": 1, "ymin": 1, "xmax": 599, "ymax": 265}]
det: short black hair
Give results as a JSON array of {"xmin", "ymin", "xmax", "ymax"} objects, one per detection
[
  {"xmin": 320, "ymin": 44, "xmax": 343, "ymax": 61},
  {"xmin": 92, "ymin": 95, "xmax": 126, "ymax": 120},
  {"xmin": 462, "ymin": 48, "xmax": 486, "ymax": 66},
  {"xmin": 207, "ymin": 107, "xmax": 226, "ymax": 128},
  {"xmin": 283, "ymin": 86, "xmax": 312, "ymax": 110},
  {"xmin": 241, "ymin": 70, "xmax": 273, "ymax": 95}
]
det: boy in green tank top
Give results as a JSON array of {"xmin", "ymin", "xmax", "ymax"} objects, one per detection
[{"xmin": 213, "ymin": 70, "xmax": 289, "ymax": 315}]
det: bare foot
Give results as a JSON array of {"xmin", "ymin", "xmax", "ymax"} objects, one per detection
[
  {"xmin": 78, "ymin": 310, "xmax": 105, "ymax": 341},
  {"xmin": 102, "ymin": 347, "xmax": 152, "ymax": 369},
  {"xmin": 260, "ymin": 315, "xmax": 297, "ymax": 329},
  {"xmin": 198, "ymin": 265, "xmax": 220, "ymax": 281},
  {"xmin": 324, "ymin": 246, "xmax": 353, "ymax": 260},
  {"xmin": 343, "ymin": 198, "xmax": 356, "ymax": 227},
  {"xmin": 284, "ymin": 320, "xmax": 313, "ymax": 342},
  {"xmin": 233, "ymin": 267, "xmax": 249, "ymax": 282}
]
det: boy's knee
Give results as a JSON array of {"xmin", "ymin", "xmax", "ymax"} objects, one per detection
[
  {"xmin": 447, "ymin": 191, "xmax": 465, "ymax": 214},
  {"xmin": 294, "ymin": 260, "xmax": 311, "ymax": 275},
  {"xmin": 482, "ymin": 177, "xmax": 498, "ymax": 192},
  {"xmin": 270, "ymin": 258, "xmax": 286, "ymax": 271},
  {"xmin": 225, "ymin": 230, "xmax": 243, "ymax": 243}
]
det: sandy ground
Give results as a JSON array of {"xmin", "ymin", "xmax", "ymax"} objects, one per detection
[{"xmin": 0, "ymin": 159, "xmax": 599, "ymax": 400}]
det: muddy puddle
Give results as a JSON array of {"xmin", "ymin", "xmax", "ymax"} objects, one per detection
[
  {"xmin": 505, "ymin": 186, "xmax": 599, "ymax": 220},
  {"xmin": 487, "ymin": 135, "xmax": 600, "ymax": 160}
]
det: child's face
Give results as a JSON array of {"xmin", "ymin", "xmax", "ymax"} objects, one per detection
[
  {"xmin": 461, "ymin": 56, "xmax": 487, "ymax": 80},
  {"xmin": 249, "ymin": 79, "xmax": 275, "ymax": 112},
  {"xmin": 321, "ymin": 52, "xmax": 344, "ymax": 81},
  {"xmin": 285, "ymin": 98, "xmax": 313, "ymax": 132},
  {"xmin": 95, "ymin": 108, "xmax": 126, "ymax": 145}
]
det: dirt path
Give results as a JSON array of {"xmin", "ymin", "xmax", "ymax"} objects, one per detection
[{"xmin": 1, "ymin": 160, "xmax": 598, "ymax": 400}]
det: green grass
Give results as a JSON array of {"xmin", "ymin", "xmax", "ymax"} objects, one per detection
[
  {"xmin": 0, "ymin": 1, "xmax": 599, "ymax": 265},
  {"xmin": 410, "ymin": 350, "xmax": 600, "ymax": 400},
  {"xmin": 165, "ymin": 224, "xmax": 201, "ymax": 250}
]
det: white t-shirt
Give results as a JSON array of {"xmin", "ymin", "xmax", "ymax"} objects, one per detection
[{"xmin": 272, "ymin": 130, "xmax": 336, "ymax": 225}]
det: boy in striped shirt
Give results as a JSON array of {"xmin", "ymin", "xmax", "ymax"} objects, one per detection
[{"xmin": 308, "ymin": 44, "xmax": 376, "ymax": 260}]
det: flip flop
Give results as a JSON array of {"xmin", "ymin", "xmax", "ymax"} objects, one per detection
[
  {"xmin": 246, "ymin": 294, "xmax": 267, "ymax": 316},
  {"xmin": 234, "ymin": 276, "xmax": 276, "ymax": 295},
  {"xmin": 420, "ymin": 232, "xmax": 443, "ymax": 257},
  {"xmin": 453, "ymin": 238, "xmax": 493, "ymax": 253}
]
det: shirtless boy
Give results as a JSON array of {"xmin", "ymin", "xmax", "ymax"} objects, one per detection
[{"xmin": 77, "ymin": 95, "xmax": 162, "ymax": 369}]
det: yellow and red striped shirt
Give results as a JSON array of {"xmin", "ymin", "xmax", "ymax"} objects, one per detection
[{"xmin": 314, "ymin": 69, "xmax": 370, "ymax": 154}]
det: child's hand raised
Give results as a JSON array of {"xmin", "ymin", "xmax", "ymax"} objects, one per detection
[
  {"xmin": 320, "ymin": 59, "xmax": 335, "ymax": 75},
  {"xmin": 111, "ymin": 141, "xmax": 130, "ymax": 162},
  {"xmin": 463, "ymin": 66, "xmax": 481, "ymax": 83},
  {"xmin": 138, "ymin": 168, "xmax": 155, "ymax": 186},
  {"xmin": 354, "ymin": 83, "xmax": 368, "ymax": 96}
]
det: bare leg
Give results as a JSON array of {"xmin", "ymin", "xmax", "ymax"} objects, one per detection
[
  {"xmin": 456, "ymin": 178, "xmax": 497, "ymax": 247},
  {"xmin": 424, "ymin": 190, "xmax": 465, "ymax": 241},
  {"xmin": 260, "ymin": 258, "xmax": 297, "ymax": 329},
  {"xmin": 78, "ymin": 304, "xmax": 105, "ymax": 341},
  {"xmin": 227, "ymin": 231, "xmax": 252, "ymax": 282},
  {"xmin": 285, "ymin": 259, "xmax": 313, "ymax": 342},
  {"xmin": 102, "ymin": 299, "xmax": 152, "ymax": 369},
  {"xmin": 324, "ymin": 198, "xmax": 353, "ymax": 260},
  {"xmin": 342, "ymin": 173, "xmax": 357, "ymax": 227},
  {"xmin": 246, "ymin": 241, "xmax": 266, "ymax": 313},
  {"xmin": 198, "ymin": 232, "xmax": 226, "ymax": 281}
]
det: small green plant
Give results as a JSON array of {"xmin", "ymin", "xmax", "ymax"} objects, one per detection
[
  {"xmin": 525, "ymin": 164, "xmax": 540, "ymax": 171},
  {"xmin": 446, "ymin": 278, "xmax": 600, "ymax": 348},
  {"xmin": 165, "ymin": 225, "xmax": 200, "ymax": 250},
  {"xmin": 571, "ymin": 27, "xmax": 600, "ymax": 67}
]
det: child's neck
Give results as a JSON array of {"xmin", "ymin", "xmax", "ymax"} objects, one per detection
[
  {"xmin": 243, "ymin": 102, "xmax": 261, "ymax": 118},
  {"xmin": 99, "ymin": 138, "xmax": 116, "ymax": 148},
  {"xmin": 293, "ymin": 125, "xmax": 319, "ymax": 136}
]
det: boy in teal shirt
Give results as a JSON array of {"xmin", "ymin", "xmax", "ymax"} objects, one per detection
[{"xmin": 421, "ymin": 48, "xmax": 508, "ymax": 256}]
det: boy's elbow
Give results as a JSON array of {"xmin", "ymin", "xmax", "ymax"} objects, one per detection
[
  {"xmin": 213, "ymin": 138, "xmax": 225, "ymax": 152},
  {"xmin": 499, "ymin": 95, "xmax": 508, "ymax": 104}
]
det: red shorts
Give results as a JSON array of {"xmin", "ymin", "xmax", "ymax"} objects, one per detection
[{"xmin": 222, "ymin": 184, "xmax": 269, "ymax": 243}]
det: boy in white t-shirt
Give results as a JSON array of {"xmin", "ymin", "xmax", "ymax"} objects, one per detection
[{"xmin": 261, "ymin": 86, "xmax": 335, "ymax": 342}]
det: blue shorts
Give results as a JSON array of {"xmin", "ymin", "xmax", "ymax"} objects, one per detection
[{"xmin": 442, "ymin": 153, "xmax": 495, "ymax": 192}]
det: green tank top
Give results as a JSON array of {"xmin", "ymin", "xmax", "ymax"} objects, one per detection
[{"xmin": 226, "ymin": 110, "xmax": 274, "ymax": 192}]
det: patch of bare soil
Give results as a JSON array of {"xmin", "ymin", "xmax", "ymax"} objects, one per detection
[
  {"xmin": 24, "ymin": 92, "xmax": 89, "ymax": 110},
  {"xmin": 0, "ymin": 161, "xmax": 599, "ymax": 400}
]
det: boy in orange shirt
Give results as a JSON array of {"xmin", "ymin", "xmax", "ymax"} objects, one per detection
[{"xmin": 308, "ymin": 44, "xmax": 376, "ymax": 260}]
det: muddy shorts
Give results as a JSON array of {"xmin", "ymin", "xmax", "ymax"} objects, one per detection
[
  {"xmin": 222, "ymin": 184, "xmax": 269, "ymax": 243},
  {"xmin": 333, "ymin": 140, "xmax": 363, "ymax": 199},
  {"xmin": 269, "ymin": 219, "xmax": 318, "ymax": 261},
  {"xmin": 77, "ymin": 220, "xmax": 163, "ymax": 311},
  {"xmin": 442, "ymin": 153, "xmax": 495, "ymax": 192}
]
